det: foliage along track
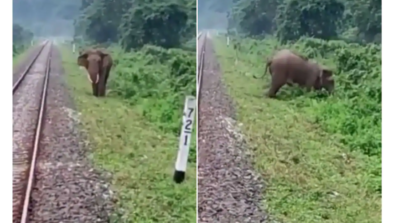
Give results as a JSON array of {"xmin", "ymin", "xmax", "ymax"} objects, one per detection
[
  {"xmin": 60, "ymin": 45, "xmax": 197, "ymax": 222},
  {"xmin": 212, "ymin": 35, "xmax": 381, "ymax": 223}
]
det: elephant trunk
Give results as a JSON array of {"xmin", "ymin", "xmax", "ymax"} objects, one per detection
[
  {"xmin": 325, "ymin": 83, "xmax": 335, "ymax": 93},
  {"xmin": 87, "ymin": 65, "xmax": 100, "ymax": 84},
  {"xmin": 86, "ymin": 73, "xmax": 99, "ymax": 84}
]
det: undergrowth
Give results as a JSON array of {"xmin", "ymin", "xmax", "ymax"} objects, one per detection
[
  {"xmin": 62, "ymin": 43, "xmax": 196, "ymax": 222},
  {"xmin": 13, "ymin": 44, "xmax": 31, "ymax": 65},
  {"xmin": 108, "ymin": 45, "xmax": 197, "ymax": 162},
  {"xmin": 234, "ymin": 36, "xmax": 381, "ymax": 166},
  {"xmin": 214, "ymin": 35, "xmax": 381, "ymax": 223}
]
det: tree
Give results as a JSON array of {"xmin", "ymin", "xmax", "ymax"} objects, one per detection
[
  {"xmin": 74, "ymin": 0, "xmax": 194, "ymax": 50},
  {"xmin": 350, "ymin": 0, "xmax": 381, "ymax": 43},
  {"xmin": 276, "ymin": 0, "xmax": 345, "ymax": 42},
  {"xmin": 13, "ymin": 23, "xmax": 33, "ymax": 44},
  {"xmin": 119, "ymin": 2, "xmax": 189, "ymax": 50}
]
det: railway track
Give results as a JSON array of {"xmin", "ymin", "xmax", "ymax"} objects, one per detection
[
  {"xmin": 197, "ymin": 31, "xmax": 206, "ymax": 106},
  {"xmin": 13, "ymin": 41, "xmax": 113, "ymax": 223},
  {"xmin": 197, "ymin": 32, "xmax": 267, "ymax": 222},
  {"xmin": 13, "ymin": 40, "xmax": 52, "ymax": 223}
]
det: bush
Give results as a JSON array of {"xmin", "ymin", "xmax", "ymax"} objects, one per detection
[{"xmin": 107, "ymin": 45, "xmax": 196, "ymax": 162}]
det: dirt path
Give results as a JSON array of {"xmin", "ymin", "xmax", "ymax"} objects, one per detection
[
  {"xmin": 13, "ymin": 43, "xmax": 114, "ymax": 223},
  {"xmin": 198, "ymin": 35, "xmax": 267, "ymax": 222}
]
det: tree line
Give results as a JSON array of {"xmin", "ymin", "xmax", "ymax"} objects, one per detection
[
  {"xmin": 226, "ymin": 0, "xmax": 380, "ymax": 44},
  {"xmin": 13, "ymin": 23, "xmax": 34, "ymax": 55},
  {"xmin": 74, "ymin": 0, "xmax": 196, "ymax": 50}
]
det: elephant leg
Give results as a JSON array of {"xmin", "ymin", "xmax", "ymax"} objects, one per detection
[
  {"xmin": 267, "ymin": 74, "xmax": 286, "ymax": 98},
  {"xmin": 102, "ymin": 68, "xmax": 111, "ymax": 96},
  {"xmin": 305, "ymin": 85, "xmax": 314, "ymax": 92},
  {"xmin": 104, "ymin": 70, "xmax": 110, "ymax": 85},
  {"xmin": 97, "ymin": 75, "xmax": 105, "ymax": 97},
  {"xmin": 92, "ymin": 83, "xmax": 99, "ymax": 97}
]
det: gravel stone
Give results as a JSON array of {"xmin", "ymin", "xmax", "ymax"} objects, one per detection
[
  {"xmin": 13, "ymin": 43, "xmax": 114, "ymax": 223},
  {"xmin": 198, "ymin": 35, "xmax": 267, "ymax": 223}
]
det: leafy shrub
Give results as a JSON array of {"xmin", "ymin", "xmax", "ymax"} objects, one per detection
[{"xmin": 107, "ymin": 45, "xmax": 196, "ymax": 162}]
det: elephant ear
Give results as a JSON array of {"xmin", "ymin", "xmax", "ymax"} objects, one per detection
[
  {"xmin": 77, "ymin": 53, "xmax": 88, "ymax": 68},
  {"xmin": 99, "ymin": 50, "xmax": 112, "ymax": 65}
]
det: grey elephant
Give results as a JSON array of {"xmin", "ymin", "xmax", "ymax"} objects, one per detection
[
  {"xmin": 254, "ymin": 49, "xmax": 335, "ymax": 98},
  {"xmin": 77, "ymin": 48, "xmax": 113, "ymax": 97}
]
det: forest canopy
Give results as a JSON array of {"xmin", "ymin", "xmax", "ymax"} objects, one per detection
[
  {"xmin": 74, "ymin": 0, "xmax": 196, "ymax": 50},
  {"xmin": 199, "ymin": 0, "xmax": 381, "ymax": 44}
]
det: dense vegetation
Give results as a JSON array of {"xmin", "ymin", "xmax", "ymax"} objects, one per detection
[
  {"xmin": 225, "ymin": 0, "xmax": 381, "ymax": 182},
  {"xmin": 13, "ymin": 0, "xmax": 80, "ymax": 37},
  {"xmin": 214, "ymin": 35, "xmax": 381, "ymax": 223},
  {"xmin": 73, "ymin": 0, "xmax": 196, "ymax": 158},
  {"xmin": 226, "ymin": 0, "xmax": 381, "ymax": 44},
  {"xmin": 13, "ymin": 23, "xmax": 34, "ymax": 56},
  {"xmin": 74, "ymin": 0, "xmax": 195, "ymax": 49},
  {"xmin": 66, "ymin": 0, "xmax": 197, "ymax": 221},
  {"xmin": 205, "ymin": 0, "xmax": 381, "ymax": 222},
  {"xmin": 229, "ymin": 36, "xmax": 381, "ymax": 181}
]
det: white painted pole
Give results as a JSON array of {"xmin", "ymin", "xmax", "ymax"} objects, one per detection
[{"xmin": 173, "ymin": 96, "xmax": 196, "ymax": 183}]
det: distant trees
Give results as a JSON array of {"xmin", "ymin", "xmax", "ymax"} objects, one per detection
[
  {"xmin": 74, "ymin": 0, "xmax": 196, "ymax": 49},
  {"xmin": 226, "ymin": 0, "xmax": 381, "ymax": 43},
  {"xmin": 13, "ymin": 23, "xmax": 33, "ymax": 45},
  {"xmin": 13, "ymin": 23, "xmax": 33, "ymax": 55},
  {"xmin": 13, "ymin": 0, "xmax": 80, "ymax": 36}
]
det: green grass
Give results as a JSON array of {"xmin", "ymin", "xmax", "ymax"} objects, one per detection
[
  {"xmin": 213, "ymin": 37, "xmax": 381, "ymax": 223},
  {"xmin": 13, "ymin": 46, "xmax": 31, "ymax": 66},
  {"xmin": 60, "ymin": 48, "xmax": 196, "ymax": 223}
]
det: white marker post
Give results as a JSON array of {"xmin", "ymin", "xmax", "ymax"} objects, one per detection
[
  {"xmin": 174, "ymin": 96, "xmax": 196, "ymax": 183},
  {"xmin": 31, "ymin": 40, "xmax": 33, "ymax": 46},
  {"xmin": 227, "ymin": 36, "xmax": 230, "ymax": 46},
  {"xmin": 72, "ymin": 44, "xmax": 76, "ymax": 54}
]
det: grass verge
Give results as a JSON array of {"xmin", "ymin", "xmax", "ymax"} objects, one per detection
[
  {"xmin": 60, "ymin": 48, "xmax": 196, "ymax": 223},
  {"xmin": 213, "ymin": 37, "xmax": 380, "ymax": 223},
  {"xmin": 13, "ymin": 47, "xmax": 32, "ymax": 66}
]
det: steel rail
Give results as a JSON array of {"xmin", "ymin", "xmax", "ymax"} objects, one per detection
[
  {"xmin": 197, "ymin": 32, "xmax": 206, "ymax": 104},
  {"xmin": 13, "ymin": 41, "xmax": 49, "ymax": 93},
  {"xmin": 13, "ymin": 41, "xmax": 52, "ymax": 223}
]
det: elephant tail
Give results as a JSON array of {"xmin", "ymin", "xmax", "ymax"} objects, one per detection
[{"xmin": 253, "ymin": 59, "xmax": 271, "ymax": 79}]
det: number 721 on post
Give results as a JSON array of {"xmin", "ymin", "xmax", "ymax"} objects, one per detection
[{"xmin": 173, "ymin": 96, "xmax": 196, "ymax": 183}]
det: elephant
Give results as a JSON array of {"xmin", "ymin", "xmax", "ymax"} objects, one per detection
[
  {"xmin": 77, "ymin": 48, "xmax": 113, "ymax": 97},
  {"xmin": 254, "ymin": 49, "xmax": 334, "ymax": 98}
]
